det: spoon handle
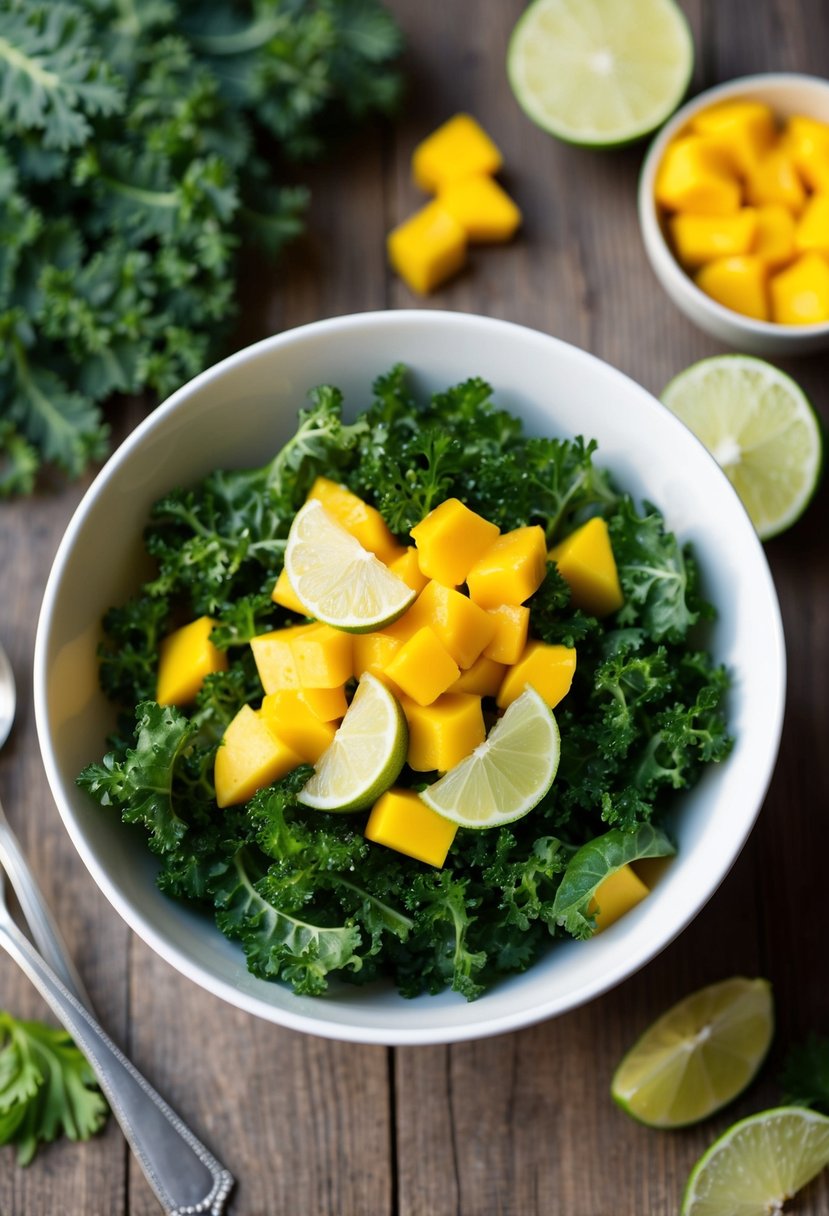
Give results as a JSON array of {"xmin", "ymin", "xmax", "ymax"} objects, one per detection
[{"xmin": 0, "ymin": 914, "xmax": 234, "ymax": 1216}]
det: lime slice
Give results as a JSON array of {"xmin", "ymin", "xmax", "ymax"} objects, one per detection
[
  {"xmin": 298, "ymin": 673, "xmax": 408, "ymax": 812},
  {"xmin": 420, "ymin": 687, "xmax": 560, "ymax": 828},
  {"xmin": 285, "ymin": 499, "xmax": 415, "ymax": 633},
  {"xmin": 507, "ymin": 0, "xmax": 693, "ymax": 147},
  {"xmin": 682, "ymin": 1107, "xmax": 829, "ymax": 1216},
  {"xmin": 661, "ymin": 355, "xmax": 823, "ymax": 539},
  {"xmin": 611, "ymin": 977, "xmax": 774, "ymax": 1129}
]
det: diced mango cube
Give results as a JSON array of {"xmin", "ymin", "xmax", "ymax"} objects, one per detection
[
  {"xmin": 548, "ymin": 517, "xmax": 624, "ymax": 617},
  {"xmin": 289, "ymin": 623, "xmax": 352, "ymax": 689},
  {"xmin": 483, "ymin": 604, "xmax": 529, "ymax": 665},
  {"xmin": 753, "ymin": 204, "xmax": 797, "ymax": 269},
  {"xmin": 784, "ymin": 114, "xmax": 829, "ymax": 193},
  {"xmin": 250, "ymin": 623, "xmax": 318, "ymax": 694},
  {"xmin": 588, "ymin": 864, "xmax": 649, "ymax": 932},
  {"xmin": 214, "ymin": 704, "xmax": 302, "ymax": 808},
  {"xmin": 260, "ymin": 691, "xmax": 337, "ymax": 762},
  {"xmin": 402, "ymin": 580, "xmax": 497, "ymax": 669},
  {"xmin": 450, "ymin": 654, "xmax": 506, "ymax": 697},
  {"xmin": 271, "ymin": 568, "xmax": 307, "ymax": 615},
  {"xmin": 412, "ymin": 113, "xmax": 503, "ymax": 193},
  {"xmin": 387, "ymin": 201, "xmax": 467, "ymax": 295},
  {"xmin": 669, "ymin": 208, "xmax": 757, "ymax": 268},
  {"xmin": 297, "ymin": 685, "xmax": 348, "ymax": 722},
  {"xmin": 410, "ymin": 497, "xmax": 500, "ymax": 587},
  {"xmin": 691, "ymin": 101, "xmax": 776, "ymax": 175},
  {"xmin": 770, "ymin": 253, "xmax": 829, "ymax": 325},
  {"xmin": 387, "ymin": 546, "xmax": 430, "ymax": 594},
  {"xmin": 156, "ymin": 616, "xmax": 227, "ymax": 707},
  {"xmin": 496, "ymin": 640, "xmax": 576, "ymax": 710},
  {"xmin": 384, "ymin": 627, "xmax": 460, "ymax": 706},
  {"xmin": 307, "ymin": 477, "xmax": 399, "ymax": 563},
  {"xmin": 745, "ymin": 148, "xmax": 806, "ymax": 214},
  {"xmin": 401, "ymin": 693, "xmax": 485, "ymax": 772},
  {"xmin": 695, "ymin": 256, "xmax": 769, "ymax": 320},
  {"xmin": 466, "ymin": 526, "xmax": 547, "ymax": 608},
  {"xmin": 437, "ymin": 175, "xmax": 522, "ymax": 243},
  {"xmin": 795, "ymin": 194, "xmax": 829, "ymax": 256},
  {"xmin": 654, "ymin": 136, "xmax": 741, "ymax": 214},
  {"xmin": 352, "ymin": 629, "xmax": 404, "ymax": 679},
  {"xmin": 365, "ymin": 788, "xmax": 457, "ymax": 868}
]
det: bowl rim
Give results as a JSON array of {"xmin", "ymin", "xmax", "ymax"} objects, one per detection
[
  {"xmin": 639, "ymin": 70, "xmax": 829, "ymax": 338},
  {"xmin": 33, "ymin": 309, "xmax": 787, "ymax": 1044}
]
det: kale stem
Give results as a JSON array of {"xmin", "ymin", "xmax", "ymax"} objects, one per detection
[
  {"xmin": 101, "ymin": 176, "xmax": 179, "ymax": 209},
  {"xmin": 189, "ymin": 15, "xmax": 288, "ymax": 57}
]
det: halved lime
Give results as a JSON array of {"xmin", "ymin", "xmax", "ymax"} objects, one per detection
[
  {"xmin": 419, "ymin": 686, "xmax": 560, "ymax": 828},
  {"xmin": 507, "ymin": 0, "xmax": 694, "ymax": 147},
  {"xmin": 661, "ymin": 355, "xmax": 823, "ymax": 539},
  {"xmin": 611, "ymin": 977, "xmax": 774, "ymax": 1129},
  {"xmin": 298, "ymin": 673, "xmax": 408, "ymax": 812},
  {"xmin": 682, "ymin": 1107, "xmax": 829, "ymax": 1216},
  {"xmin": 285, "ymin": 499, "xmax": 415, "ymax": 633}
]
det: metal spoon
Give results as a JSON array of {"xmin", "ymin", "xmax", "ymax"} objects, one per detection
[{"xmin": 0, "ymin": 639, "xmax": 234, "ymax": 1215}]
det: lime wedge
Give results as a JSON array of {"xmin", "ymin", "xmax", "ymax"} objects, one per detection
[
  {"xmin": 298, "ymin": 673, "xmax": 408, "ymax": 812},
  {"xmin": 285, "ymin": 499, "xmax": 415, "ymax": 633},
  {"xmin": 661, "ymin": 355, "xmax": 823, "ymax": 539},
  {"xmin": 611, "ymin": 977, "xmax": 774, "ymax": 1129},
  {"xmin": 420, "ymin": 687, "xmax": 560, "ymax": 829},
  {"xmin": 507, "ymin": 0, "xmax": 693, "ymax": 147},
  {"xmin": 682, "ymin": 1107, "xmax": 829, "ymax": 1216}
]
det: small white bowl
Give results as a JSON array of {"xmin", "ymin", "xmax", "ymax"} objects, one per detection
[
  {"xmin": 34, "ymin": 311, "xmax": 785, "ymax": 1045},
  {"xmin": 639, "ymin": 72, "xmax": 829, "ymax": 355}
]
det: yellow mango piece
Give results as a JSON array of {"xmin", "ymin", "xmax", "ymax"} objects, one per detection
[
  {"xmin": 384, "ymin": 626, "xmax": 460, "ymax": 706},
  {"xmin": 496, "ymin": 640, "xmax": 576, "ymax": 710},
  {"xmin": 694, "ymin": 256, "xmax": 769, "ymax": 320},
  {"xmin": 795, "ymin": 193, "xmax": 829, "ymax": 256},
  {"xmin": 271, "ymin": 568, "xmax": 307, "ymax": 615},
  {"xmin": 410, "ymin": 497, "xmax": 500, "ymax": 587},
  {"xmin": 401, "ymin": 692, "xmax": 485, "ymax": 772},
  {"xmin": 387, "ymin": 546, "xmax": 430, "ymax": 594},
  {"xmin": 387, "ymin": 201, "xmax": 467, "ymax": 295},
  {"xmin": 770, "ymin": 253, "xmax": 829, "ymax": 325},
  {"xmin": 412, "ymin": 113, "xmax": 503, "ymax": 192},
  {"xmin": 156, "ymin": 616, "xmax": 227, "ymax": 707},
  {"xmin": 449, "ymin": 654, "xmax": 506, "ymax": 697},
  {"xmin": 297, "ymin": 685, "xmax": 347, "ymax": 722},
  {"xmin": 483, "ymin": 604, "xmax": 529, "ymax": 665},
  {"xmin": 289, "ymin": 623, "xmax": 352, "ymax": 689},
  {"xmin": 784, "ymin": 114, "xmax": 829, "ymax": 193},
  {"xmin": 669, "ymin": 208, "xmax": 757, "ymax": 268},
  {"xmin": 214, "ymin": 705, "xmax": 302, "ymax": 808},
  {"xmin": 588, "ymin": 864, "xmax": 649, "ymax": 932},
  {"xmin": 548, "ymin": 517, "xmax": 624, "ymax": 617},
  {"xmin": 466, "ymin": 525, "xmax": 547, "ymax": 608},
  {"xmin": 401, "ymin": 580, "xmax": 497, "ymax": 670},
  {"xmin": 260, "ymin": 691, "xmax": 337, "ymax": 762},
  {"xmin": 691, "ymin": 100, "xmax": 776, "ymax": 175},
  {"xmin": 250, "ymin": 623, "xmax": 318, "ymax": 694},
  {"xmin": 306, "ymin": 477, "xmax": 399, "ymax": 563},
  {"xmin": 745, "ymin": 148, "xmax": 806, "ymax": 214},
  {"xmin": 753, "ymin": 204, "xmax": 797, "ymax": 269},
  {"xmin": 365, "ymin": 788, "xmax": 457, "ymax": 868},
  {"xmin": 437, "ymin": 175, "xmax": 521, "ymax": 243},
  {"xmin": 352, "ymin": 629, "xmax": 403, "ymax": 679},
  {"xmin": 654, "ymin": 135, "xmax": 741, "ymax": 214}
]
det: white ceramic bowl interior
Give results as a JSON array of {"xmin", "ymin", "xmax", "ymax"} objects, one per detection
[
  {"xmin": 639, "ymin": 72, "xmax": 829, "ymax": 355},
  {"xmin": 34, "ymin": 311, "xmax": 785, "ymax": 1045}
]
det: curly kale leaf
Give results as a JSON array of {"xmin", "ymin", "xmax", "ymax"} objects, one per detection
[{"xmin": 780, "ymin": 1034, "xmax": 829, "ymax": 1113}]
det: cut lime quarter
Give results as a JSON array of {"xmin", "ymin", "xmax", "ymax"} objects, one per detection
[
  {"xmin": 681, "ymin": 1107, "xmax": 829, "ymax": 1216},
  {"xmin": 661, "ymin": 355, "xmax": 823, "ymax": 540},
  {"xmin": 507, "ymin": 0, "xmax": 694, "ymax": 147},
  {"xmin": 611, "ymin": 977, "xmax": 774, "ymax": 1129}
]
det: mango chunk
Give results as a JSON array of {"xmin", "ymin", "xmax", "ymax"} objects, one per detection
[
  {"xmin": 384, "ymin": 626, "xmax": 460, "ymax": 706},
  {"xmin": 412, "ymin": 113, "xmax": 503, "ymax": 193},
  {"xmin": 466, "ymin": 525, "xmax": 547, "ymax": 608},
  {"xmin": 401, "ymin": 693, "xmax": 485, "ymax": 772},
  {"xmin": 352, "ymin": 629, "xmax": 404, "ymax": 680},
  {"xmin": 387, "ymin": 546, "xmax": 430, "ymax": 594},
  {"xmin": 271, "ymin": 568, "xmax": 307, "ymax": 615},
  {"xmin": 695, "ymin": 255, "xmax": 769, "ymax": 320},
  {"xmin": 753, "ymin": 204, "xmax": 797, "ymax": 269},
  {"xmin": 549, "ymin": 517, "xmax": 624, "ymax": 617},
  {"xmin": 669, "ymin": 208, "xmax": 757, "ymax": 268},
  {"xmin": 365, "ymin": 787, "xmax": 457, "ymax": 868},
  {"xmin": 795, "ymin": 194, "xmax": 829, "ymax": 256},
  {"xmin": 784, "ymin": 114, "xmax": 829, "ymax": 192},
  {"xmin": 496, "ymin": 640, "xmax": 576, "ymax": 710},
  {"xmin": 156, "ymin": 616, "xmax": 227, "ymax": 707},
  {"xmin": 289, "ymin": 623, "xmax": 352, "ymax": 689},
  {"xmin": 250, "ymin": 623, "xmax": 317, "ymax": 694},
  {"xmin": 691, "ymin": 101, "xmax": 776, "ymax": 175},
  {"xmin": 402, "ymin": 580, "xmax": 497, "ymax": 670},
  {"xmin": 297, "ymin": 685, "xmax": 348, "ymax": 722},
  {"xmin": 770, "ymin": 253, "xmax": 829, "ymax": 325},
  {"xmin": 214, "ymin": 704, "xmax": 302, "ymax": 808},
  {"xmin": 410, "ymin": 497, "xmax": 500, "ymax": 587},
  {"xmin": 449, "ymin": 654, "xmax": 506, "ymax": 697},
  {"xmin": 387, "ymin": 201, "xmax": 467, "ymax": 295},
  {"xmin": 588, "ymin": 864, "xmax": 649, "ymax": 932},
  {"xmin": 437, "ymin": 175, "xmax": 521, "ymax": 243},
  {"xmin": 483, "ymin": 604, "xmax": 529, "ymax": 665},
  {"xmin": 260, "ymin": 691, "xmax": 338, "ymax": 762},
  {"xmin": 654, "ymin": 136, "xmax": 741, "ymax": 214},
  {"xmin": 745, "ymin": 148, "xmax": 806, "ymax": 214},
  {"xmin": 307, "ymin": 477, "xmax": 398, "ymax": 563}
]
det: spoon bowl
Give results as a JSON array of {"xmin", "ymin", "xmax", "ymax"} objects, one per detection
[{"xmin": 0, "ymin": 642, "xmax": 16, "ymax": 750}]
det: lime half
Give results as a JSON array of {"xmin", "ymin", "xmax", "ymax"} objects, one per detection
[
  {"xmin": 285, "ymin": 499, "xmax": 415, "ymax": 633},
  {"xmin": 507, "ymin": 0, "xmax": 693, "ymax": 147},
  {"xmin": 298, "ymin": 673, "xmax": 407, "ymax": 812},
  {"xmin": 682, "ymin": 1107, "xmax": 829, "ymax": 1216},
  {"xmin": 611, "ymin": 977, "xmax": 773, "ymax": 1129},
  {"xmin": 420, "ymin": 686, "xmax": 560, "ymax": 829},
  {"xmin": 661, "ymin": 355, "xmax": 823, "ymax": 539}
]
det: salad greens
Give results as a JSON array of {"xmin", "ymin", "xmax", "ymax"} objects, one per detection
[{"xmin": 78, "ymin": 367, "xmax": 732, "ymax": 999}]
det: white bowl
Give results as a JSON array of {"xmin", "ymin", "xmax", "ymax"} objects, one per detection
[
  {"xmin": 34, "ymin": 311, "xmax": 785, "ymax": 1045},
  {"xmin": 639, "ymin": 72, "xmax": 829, "ymax": 355}
]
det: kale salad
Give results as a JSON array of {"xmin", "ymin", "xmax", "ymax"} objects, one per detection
[{"xmin": 78, "ymin": 366, "xmax": 731, "ymax": 1000}]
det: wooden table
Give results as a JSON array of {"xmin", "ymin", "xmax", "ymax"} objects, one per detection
[{"xmin": 2, "ymin": 2, "xmax": 828, "ymax": 1212}]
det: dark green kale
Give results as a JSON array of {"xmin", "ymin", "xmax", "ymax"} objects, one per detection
[{"xmin": 780, "ymin": 1035, "xmax": 829, "ymax": 1114}]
